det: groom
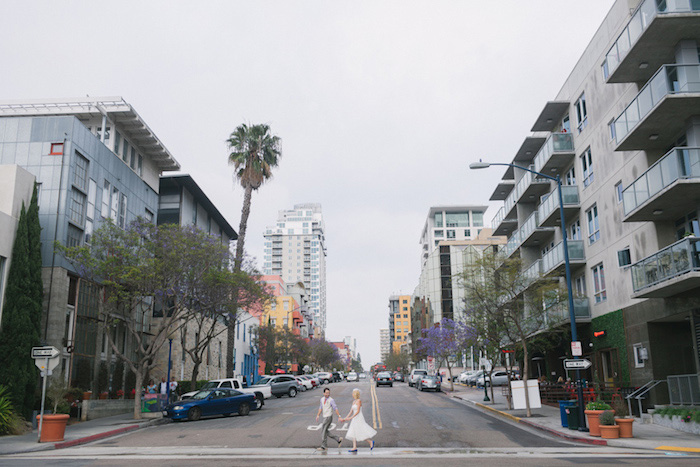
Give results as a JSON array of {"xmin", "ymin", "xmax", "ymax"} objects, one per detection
[{"xmin": 315, "ymin": 387, "xmax": 343, "ymax": 451}]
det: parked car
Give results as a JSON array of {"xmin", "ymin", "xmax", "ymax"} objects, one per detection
[
  {"xmin": 476, "ymin": 371, "xmax": 512, "ymax": 387},
  {"xmin": 332, "ymin": 372, "xmax": 342, "ymax": 382},
  {"xmin": 376, "ymin": 371, "xmax": 393, "ymax": 387},
  {"xmin": 298, "ymin": 375, "xmax": 318, "ymax": 389},
  {"xmin": 359, "ymin": 372, "xmax": 367, "ymax": 379},
  {"xmin": 315, "ymin": 372, "xmax": 333, "ymax": 384},
  {"xmin": 346, "ymin": 371, "xmax": 358, "ymax": 382},
  {"xmin": 295, "ymin": 376, "xmax": 313, "ymax": 391},
  {"xmin": 408, "ymin": 369, "xmax": 427, "ymax": 387},
  {"xmin": 465, "ymin": 370, "xmax": 484, "ymax": 386},
  {"xmin": 180, "ymin": 378, "xmax": 269, "ymax": 409},
  {"xmin": 417, "ymin": 375, "xmax": 441, "ymax": 392},
  {"xmin": 458, "ymin": 371, "xmax": 478, "ymax": 384},
  {"xmin": 393, "ymin": 372, "xmax": 404, "ymax": 382},
  {"xmin": 255, "ymin": 374, "xmax": 301, "ymax": 398},
  {"xmin": 164, "ymin": 388, "xmax": 256, "ymax": 421}
]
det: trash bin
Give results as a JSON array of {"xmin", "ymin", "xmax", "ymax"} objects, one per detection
[
  {"xmin": 566, "ymin": 405, "xmax": 580, "ymax": 431},
  {"xmin": 558, "ymin": 400, "xmax": 576, "ymax": 427}
]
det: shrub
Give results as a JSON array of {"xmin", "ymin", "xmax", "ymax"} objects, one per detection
[
  {"xmin": 586, "ymin": 400, "xmax": 613, "ymax": 411},
  {"xmin": 611, "ymin": 396, "xmax": 629, "ymax": 417},
  {"xmin": 97, "ymin": 362, "xmax": 109, "ymax": 394},
  {"xmin": 0, "ymin": 385, "xmax": 25, "ymax": 435},
  {"xmin": 599, "ymin": 410, "xmax": 615, "ymax": 426}
]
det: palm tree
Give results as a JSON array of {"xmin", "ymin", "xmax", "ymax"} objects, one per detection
[{"xmin": 226, "ymin": 123, "xmax": 281, "ymax": 375}]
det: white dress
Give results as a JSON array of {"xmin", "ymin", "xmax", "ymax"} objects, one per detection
[{"xmin": 345, "ymin": 401, "xmax": 377, "ymax": 441}]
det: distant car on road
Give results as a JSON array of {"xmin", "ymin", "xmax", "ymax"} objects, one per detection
[
  {"xmin": 295, "ymin": 376, "xmax": 313, "ymax": 391},
  {"xmin": 256, "ymin": 375, "xmax": 301, "ymax": 398},
  {"xmin": 393, "ymin": 372, "xmax": 404, "ymax": 382},
  {"xmin": 417, "ymin": 375, "xmax": 441, "ymax": 392},
  {"xmin": 359, "ymin": 372, "xmax": 367, "ymax": 379},
  {"xmin": 376, "ymin": 371, "xmax": 393, "ymax": 387},
  {"xmin": 346, "ymin": 371, "xmax": 358, "ymax": 382},
  {"xmin": 315, "ymin": 372, "xmax": 333, "ymax": 384},
  {"xmin": 408, "ymin": 369, "xmax": 428, "ymax": 387},
  {"xmin": 164, "ymin": 388, "xmax": 256, "ymax": 421}
]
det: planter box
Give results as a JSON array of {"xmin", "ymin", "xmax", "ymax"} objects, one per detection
[
  {"xmin": 81, "ymin": 399, "xmax": 134, "ymax": 421},
  {"xmin": 653, "ymin": 414, "xmax": 700, "ymax": 435}
]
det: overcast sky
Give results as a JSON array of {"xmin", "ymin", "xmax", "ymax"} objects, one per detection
[{"xmin": 2, "ymin": 0, "xmax": 614, "ymax": 367}]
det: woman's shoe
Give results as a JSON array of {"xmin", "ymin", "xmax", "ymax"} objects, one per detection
[
  {"xmin": 370, "ymin": 440, "xmax": 375, "ymax": 451},
  {"xmin": 348, "ymin": 449, "xmax": 357, "ymax": 453}
]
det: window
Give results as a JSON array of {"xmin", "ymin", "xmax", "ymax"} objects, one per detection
[
  {"xmin": 608, "ymin": 119, "xmax": 616, "ymax": 141},
  {"xmin": 586, "ymin": 205, "xmax": 600, "ymax": 244},
  {"xmin": 87, "ymin": 179, "xmax": 97, "ymax": 220},
  {"xmin": 192, "ymin": 203, "xmax": 198, "ymax": 225},
  {"xmin": 434, "ymin": 230, "xmax": 444, "ymax": 238},
  {"xmin": 283, "ymin": 301, "xmax": 289, "ymax": 311},
  {"xmin": 130, "ymin": 147, "xmax": 137, "ymax": 170},
  {"xmin": 434, "ymin": 212, "xmax": 443, "ymax": 228},
  {"xmin": 561, "ymin": 115, "xmax": 571, "ymax": 133},
  {"xmin": 446, "ymin": 230, "xmax": 455, "ymax": 239},
  {"xmin": 446, "ymin": 212, "xmax": 469, "ymax": 227},
  {"xmin": 565, "ymin": 167, "xmax": 576, "ymax": 186},
  {"xmin": 574, "ymin": 275, "xmax": 586, "ymax": 296},
  {"xmin": 118, "ymin": 193, "xmax": 127, "ymax": 228},
  {"xmin": 592, "ymin": 263, "xmax": 607, "ymax": 303},
  {"xmin": 73, "ymin": 153, "xmax": 89, "ymax": 192},
  {"xmin": 101, "ymin": 180, "xmax": 111, "ymax": 218},
  {"xmin": 66, "ymin": 224, "xmax": 83, "ymax": 247},
  {"xmin": 50, "ymin": 143, "xmax": 64, "ymax": 155},
  {"xmin": 464, "ymin": 229, "xmax": 471, "ymax": 237},
  {"xmin": 114, "ymin": 131, "xmax": 122, "ymax": 156},
  {"xmin": 581, "ymin": 148, "xmax": 594, "ymax": 187},
  {"xmin": 122, "ymin": 139, "xmax": 129, "ymax": 162},
  {"xmin": 617, "ymin": 248, "xmax": 631, "ymax": 267},
  {"xmin": 472, "ymin": 211, "xmax": 484, "ymax": 227},
  {"xmin": 569, "ymin": 219, "xmax": 581, "ymax": 241},
  {"xmin": 110, "ymin": 186, "xmax": 119, "ymax": 220},
  {"xmin": 633, "ymin": 343, "xmax": 647, "ymax": 368},
  {"xmin": 137, "ymin": 155, "xmax": 143, "ymax": 176},
  {"xmin": 615, "ymin": 181, "xmax": 623, "ymax": 204},
  {"xmin": 69, "ymin": 189, "xmax": 86, "ymax": 225},
  {"xmin": 601, "ymin": 60, "xmax": 609, "ymax": 80},
  {"xmin": 574, "ymin": 92, "xmax": 587, "ymax": 132}
]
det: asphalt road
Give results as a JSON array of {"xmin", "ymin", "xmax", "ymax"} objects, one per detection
[{"xmin": 92, "ymin": 379, "xmax": 566, "ymax": 449}]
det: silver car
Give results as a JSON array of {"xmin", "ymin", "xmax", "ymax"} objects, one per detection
[{"xmin": 417, "ymin": 374, "xmax": 441, "ymax": 392}]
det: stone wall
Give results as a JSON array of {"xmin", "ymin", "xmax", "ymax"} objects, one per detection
[{"xmin": 81, "ymin": 399, "xmax": 134, "ymax": 421}]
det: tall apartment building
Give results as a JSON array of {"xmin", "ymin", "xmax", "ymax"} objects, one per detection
[
  {"xmin": 263, "ymin": 203, "xmax": 327, "ymax": 336},
  {"xmin": 0, "ymin": 97, "xmax": 179, "ymax": 387},
  {"xmin": 419, "ymin": 206, "xmax": 486, "ymax": 266},
  {"xmin": 379, "ymin": 328, "xmax": 390, "ymax": 363},
  {"xmin": 485, "ymin": 0, "xmax": 700, "ymax": 401},
  {"xmin": 388, "ymin": 295, "xmax": 412, "ymax": 354},
  {"xmin": 343, "ymin": 336, "xmax": 357, "ymax": 360}
]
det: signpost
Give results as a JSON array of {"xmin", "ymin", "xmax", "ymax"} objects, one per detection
[
  {"xmin": 564, "ymin": 358, "xmax": 592, "ymax": 370},
  {"xmin": 571, "ymin": 341, "xmax": 582, "ymax": 357},
  {"xmin": 32, "ymin": 346, "xmax": 60, "ymax": 442}
]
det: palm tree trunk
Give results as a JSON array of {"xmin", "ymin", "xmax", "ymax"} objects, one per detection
[{"xmin": 227, "ymin": 184, "xmax": 254, "ymax": 377}]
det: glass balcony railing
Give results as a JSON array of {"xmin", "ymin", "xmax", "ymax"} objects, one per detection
[
  {"xmin": 622, "ymin": 147, "xmax": 700, "ymax": 216},
  {"xmin": 520, "ymin": 211, "xmax": 540, "ymax": 241},
  {"xmin": 615, "ymin": 64, "xmax": 700, "ymax": 144},
  {"xmin": 515, "ymin": 170, "xmax": 550, "ymax": 202},
  {"xmin": 605, "ymin": 0, "xmax": 700, "ymax": 79},
  {"xmin": 533, "ymin": 133, "xmax": 575, "ymax": 174},
  {"xmin": 492, "ymin": 206, "xmax": 506, "ymax": 230},
  {"xmin": 505, "ymin": 229, "xmax": 521, "ymax": 257},
  {"xmin": 630, "ymin": 237, "xmax": 700, "ymax": 292},
  {"xmin": 549, "ymin": 298, "xmax": 591, "ymax": 322},
  {"xmin": 537, "ymin": 186, "xmax": 580, "ymax": 225},
  {"xmin": 523, "ymin": 259, "xmax": 542, "ymax": 283},
  {"xmin": 542, "ymin": 240, "xmax": 585, "ymax": 274}
]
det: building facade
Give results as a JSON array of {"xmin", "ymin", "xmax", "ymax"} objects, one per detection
[
  {"xmin": 420, "ymin": 206, "xmax": 487, "ymax": 267},
  {"xmin": 485, "ymin": 0, "xmax": 700, "ymax": 402},
  {"xmin": 263, "ymin": 203, "xmax": 327, "ymax": 336},
  {"xmin": 388, "ymin": 295, "xmax": 412, "ymax": 354},
  {"xmin": 0, "ymin": 97, "xmax": 179, "ymax": 388},
  {"xmin": 379, "ymin": 328, "xmax": 390, "ymax": 362}
]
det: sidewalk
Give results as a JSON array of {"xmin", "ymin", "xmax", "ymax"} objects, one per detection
[
  {"xmin": 441, "ymin": 381, "xmax": 700, "ymax": 453},
  {"xmin": 0, "ymin": 412, "xmax": 166, "ymax": 455}
]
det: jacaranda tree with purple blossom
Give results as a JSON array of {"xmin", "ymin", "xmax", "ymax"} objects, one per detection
[
  {"xmin": 57, "ymin": 219, "xmax": 269, "ymax": 419},
  {"xmin": 417, "ymin": 318, "xmax": 476, "ymax": 391}
]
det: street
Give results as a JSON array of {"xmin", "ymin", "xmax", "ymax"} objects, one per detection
[{"xmin": 4, "ymin": 381, "xmax": 700, "ymax": 465}]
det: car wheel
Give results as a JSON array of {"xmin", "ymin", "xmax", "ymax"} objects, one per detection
[
  {"xmin": 288, "ymin": 387, "xmax": 297, "ymax": 398},
  {"xmin": 420, "ymin": 387, "xmax": 424, "ymax": 392},
  {"xmin": 324, "ymin": 379, "xmax": 330, "ymax": 384},
  {"xmin": 238, "ymin": 402, "xmax": 250, "ymax": 416},
  {"xmin": 187, "ymin": 407, "xmax": 201, "ymax": 422},
  {"xmin": 254, "ymin": 395, "xmax": 263, "ymax": 410}
]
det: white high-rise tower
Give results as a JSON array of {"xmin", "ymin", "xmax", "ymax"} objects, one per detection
[{"xmin": 263, "ymin": 203, "xmax": 327, "ymax": 336}]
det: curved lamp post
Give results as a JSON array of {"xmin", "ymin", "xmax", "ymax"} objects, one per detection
[{"xmin": 469, "ymin": 161, "xmax": 587, "ymax": 431}]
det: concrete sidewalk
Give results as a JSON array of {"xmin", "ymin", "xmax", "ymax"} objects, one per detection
[
  {"xmin": 0, "ymin": 412, "xmax": 166, "ymax": 455},
  {"xmin": 441, "ymin": 381, "xmax": 700, "ymax": 453}
]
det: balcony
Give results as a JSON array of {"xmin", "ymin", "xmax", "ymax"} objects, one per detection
[
  {"xmin": 504, "ymin": 229, "xmax": 521, "ymax": 258},
  {"xmin": 548, "ymin": 298, "xmax": 592, "ymax": 323},
  {"xmin": 614, "ymin": 64, "xmax": 700, "ymax": 151},
  {"xmin": 533, "ymin": 133, "xmax": 575, "ymax": 174},
  {"xmin": 605, "ymin": 0, "xmax": 700, "ymax": 84},
  {"xmin": 622, "ymin": 147, "xmax": 700, "ymax": 221},
  {"xmin": 542, "ymin": 240, "xmax": 585, "ymax": 276},
  {"xmin": 491, "ymin": 205, "xmax": 518, "ymax": 236},
  {"xmin": 537, "ymin": 185, "xmax": 581, "ymax": 227},
  {"xmin": 516, "ymin": 171, "xmax": 551, "ymax": 204},
  {"xmin": 520, "ymin": 212, "xmax": 555, "ymax": 248},
  {"xmin": 514, "ymin": 259, "xmax": 543, "ymax": 295},
  {"xmin": 630, "ymin": 237, "xmax": 700, "ymax": 298}
]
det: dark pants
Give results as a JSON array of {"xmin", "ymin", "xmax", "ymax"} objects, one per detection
[{"xmin": 321, "ymin": 416, "xmax": 340, "ymax": 448}]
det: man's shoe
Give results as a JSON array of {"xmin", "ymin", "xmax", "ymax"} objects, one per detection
[
  {"xmin": 316, "ymin": 447, "xmax": 327, "ymax": 451},
  {"xmin": 338, "ymin": 437, "xmax": 343, "ymax": 446}
]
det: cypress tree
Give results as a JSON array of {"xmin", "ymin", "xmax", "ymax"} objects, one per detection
[
  {"xmin": 24, "ymin": 184, "xmax": 43, "ymax": 412},
  {"xmin": 0, "ymin": 201, "xmax": 40, "ymax": 418}
]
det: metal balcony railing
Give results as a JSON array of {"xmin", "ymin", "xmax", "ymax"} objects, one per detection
[
  {"xmin": 615, "ymin": 64, "xmax": 700, "ymax": 144},
  {"xmin": 605, "ymin": 0, "xmax": 700, "ymax": 79},
  {"xmin": 630, "ymin": 237, "xmax": 700, "ymax": 292},
  {"xmin": 668, "ymin": 374, "xmax": 700, "ymax": 406},
  {"xmin": 622, "ymin": 147, "xmax": 700, "ymax": 216},
  {"xmin": 542, "ymin": 240, "xmax": 585, "ymax": 274},
  {"xmin": 533, "ymin": 133, "xmax": 575, "ymax": 174},
  {"xmin": 537, "ymin": 186, "xmax": 580, "ymax": 225}
]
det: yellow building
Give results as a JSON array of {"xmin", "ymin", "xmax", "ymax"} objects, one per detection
[{"xmin": 389, "ymin": 295, "xmax": 411, "ymax": 354}]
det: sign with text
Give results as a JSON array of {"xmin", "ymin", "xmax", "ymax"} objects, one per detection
[
  {"xmin": 564, "ymin": 358, "xmax": 592, "ymax": 370},
  {"xmin": 32, "ymin": 346, "xmax": 60, "ymax": 359},
  {"xmin": 571, "ymin": 341, "xmax": 582, "ymax": 357}
]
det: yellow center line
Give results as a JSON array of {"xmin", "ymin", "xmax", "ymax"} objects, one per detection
[{"xmin": 370, "ymin": 381, "xmax": 382, "ymax": 429}]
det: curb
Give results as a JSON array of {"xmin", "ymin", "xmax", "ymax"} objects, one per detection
[
  {"xmin": 452, "ymin": 394, "xmax": 607, "ymax": 446},
  {"xmin": 53, "ymin": 417, "xmax": 168, "ymax": 450}
]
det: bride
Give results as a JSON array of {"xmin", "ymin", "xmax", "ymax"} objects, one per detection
[{"xmin": 339, "ymin": 388, "xmax": 377, "ymax": 452}]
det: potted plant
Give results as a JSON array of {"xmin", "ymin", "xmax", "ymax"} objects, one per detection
[
  {"xmin": 37, "ymin": 372, "xmax": 73, "ymax": 442},
  {"xmin": 585, "ymin": 400, "xmax": 613, "ymax": 437},
  {"xmin": 599, "ymin": 410, "xmax": 620, "ymax": 439},
  {"xmin": 612, "ymin": 396, "xmax": 634, "ymax": 438}
]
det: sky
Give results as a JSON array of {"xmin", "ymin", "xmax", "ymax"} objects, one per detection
[{"xmin": 1, "ymin": 0, "xmax": 615, "ymax": 367}]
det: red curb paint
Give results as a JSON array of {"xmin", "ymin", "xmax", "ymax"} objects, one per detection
[
  {"xmin": 519, "ymin": 419, "xmax": 607, "ymax": 446},
  {"xmin": 53, "ymin": 424, "xmax": 141, "ymax": 450}
]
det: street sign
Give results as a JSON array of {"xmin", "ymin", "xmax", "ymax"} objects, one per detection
[
  {"xmin": 571, "ymin": 341, "xmax": 582, "ymax": 357},
  {"xmin": 427, "ymin": 356, "xmax": 435, "ymax": 372},
  {"xmin": 564, "ymin": 358, "xmax": 592, "ymax": 370},
  {"xmin": 31, "ymin": 346, "xmax": 60, "ymax": 359},
  {"xmin": 35, "ymin": 356, "xmax": 60, "ymax": 372}
]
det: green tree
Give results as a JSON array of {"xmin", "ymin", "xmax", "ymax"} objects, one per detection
[
  {"xmin": 0, "ymin": 188, "xmax": 43, "ymax": 419},
  {"xmin": 384, "ymin": 350, "xmax": 410, "ymax": 373},
  {"xmin": 225, "ymin": 123, "xmax": 282, "ymax": 376},
  {"xmin": 309, "ymin": 339, "xmax": 341, "ymax": 371}
]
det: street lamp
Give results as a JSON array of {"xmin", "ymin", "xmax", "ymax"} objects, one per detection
[{"xmin": 469, "ymin": 161, "xmax": 587, "ymax": 431}]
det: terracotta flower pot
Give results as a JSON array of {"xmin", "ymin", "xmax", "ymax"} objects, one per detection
[
  {"xmin": 99, "ymin": 392, "xmax": 108, "ymax": 400},
  {"xmin": 83, "ymin": 391, "xmax": 92, "ymax": 401},
  {"xmin": 36, "ymin": 414, "xmax": 70, "ymax": 442},
  {"xmin": 599, "ymin": 424, "xmax": 620, "ymax": 439},
  {"xmin": 584, "ymin": 410, "xmax": 605, "ymax": 437},
  {"xmin": 615, "ymin": 417, "xmax": 634, "ymax": 438}
]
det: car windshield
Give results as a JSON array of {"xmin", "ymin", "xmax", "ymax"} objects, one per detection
[
  {"xmin": 200, "ymin": 382, "xmax": 218, "ymax": 390},
  {"xmin": 256, "ymin": 377, "xmax": 271, "ymax": 385},
  {"xmin": 192, "ymin": 390, "xmax": 213, "ymax": 400},
  {"xmin": 378, "ymin": 372, "xmax": 391, "ymax": 377},
  {"xmin": 415, "ymin": 370, "xmax": 427, "ymax": 375}
]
